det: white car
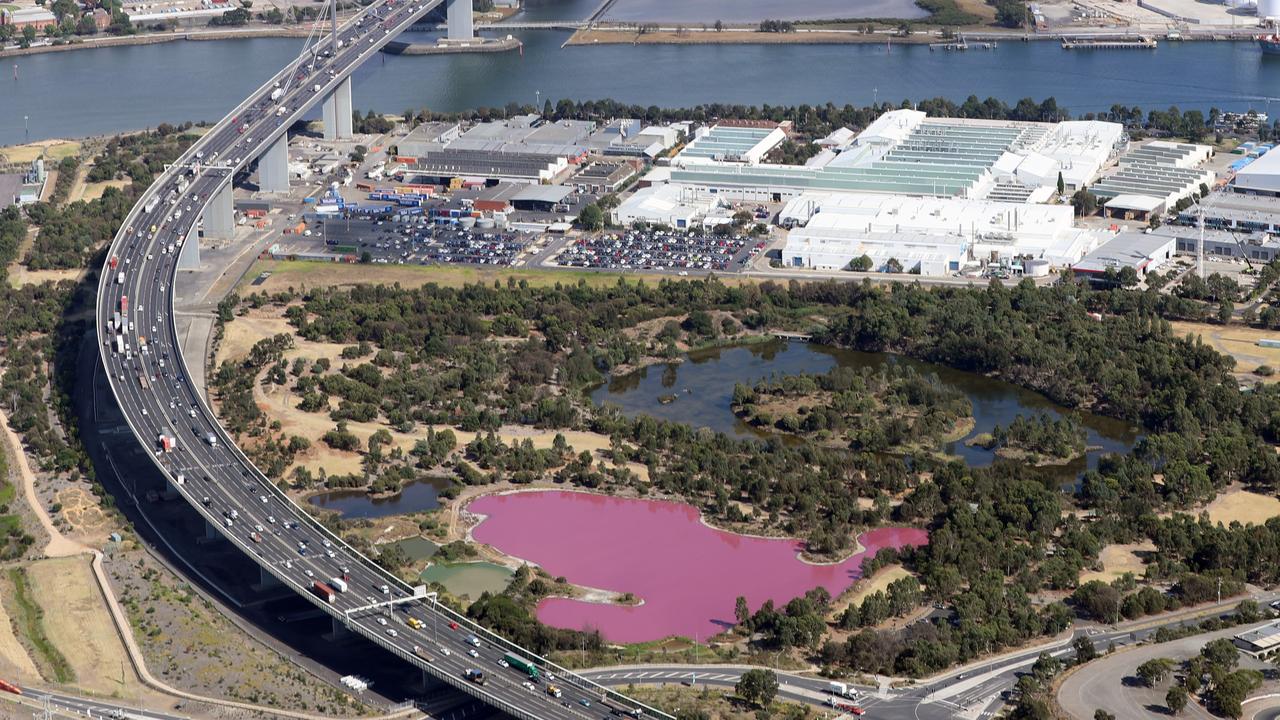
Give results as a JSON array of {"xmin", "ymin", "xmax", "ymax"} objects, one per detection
[
  {"xmin": 377, "ymin": 617, "xmax": 388, "ymax": 626},
  {"xmin": 386, "ymin": 628, "xmax": 398, "ymax": 638},
  {"xmin": 497, "ymin": 659, "xmax": 509, "ymax": 668},
  {"xmin": 468, "ymin": 649, "xmax": 479, "ymax": 658},
  {"xmin": 438, "ymin": 647, "xmax": 450, "ymax": 656}
]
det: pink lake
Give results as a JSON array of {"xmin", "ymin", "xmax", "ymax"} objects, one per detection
[{"xmin": 467, "ymin": 491, "xmax": 929, "ymax": 643}]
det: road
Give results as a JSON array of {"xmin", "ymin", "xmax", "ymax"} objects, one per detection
[
  {"xmin": 580, "ymin": 591, "xmax": 1280, "ymax": 720},
  {"xmin": 93, "ymin": 3, "xmax": 666, "ymax": 719}
]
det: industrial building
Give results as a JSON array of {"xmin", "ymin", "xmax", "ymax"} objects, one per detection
[
  {"xmin": 674, "ymin": 124, "xmax": 787, "ymax": 166},
  {"xmin": 1233, "ymin": 148, "xmax": 1280, "ymax": 196},
  {"xmin": 403, "ymin": 150, "xmax": 571, "ymax": 185},
  {"xmin": 670, "ymin": 110, "xmax": 1124, "ymax": 203},
  {"xmin": 610, "ymin": 184, "xmax": 725, "ymax": 229},
  {"xmin": 0, "ymin": 6, "xmax": 57, "ymax": 29},
  {"xmin": 1070, "ymin": 231, "xmax": 1176, "ymax": 278},
  {"xmin": 510, "ymin": 185, "xmax": 574, "ymax": 212},
  {"xmin": 1162, "ymin": 226, "xmax": 1280, "ymax": 263},
  {"xmin": 397, "ymin": 122, "xmax": 463, "ymax": 158},
  {"xmin": 1176, "ymin": 189, "xmax": 1280, "ymax": 234},
  {"xmin": 779, "ymin": 192, "xmax": 1103, "ymax": 274},
  {"xmin": 585, "ymin": 120, "xmax": 680, "ymax": 159},
  {"xmin": 571, "ymin": 161, "xmax": 639, "ymax": 194},
  {"xmin": 1089, "ymin": 140, "xmax": 1215, "ymax": 209},
  {"xmin": 1233, "ymin": 621, "xmax": 1280, "ymax": 659}
]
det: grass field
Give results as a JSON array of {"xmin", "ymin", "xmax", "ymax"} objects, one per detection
[
  {"xmin": 237, "ymin": 259, "xmax": 755, "ymax": 294},
  {"xmin": 6, "ymin": 567, "xmax": 74, "ymax": 684},
  {"xmin": 0, "ymin": 140, "xmax": 82, "ymax": 166},
  {"xmin": 1203, "ymin": 489, "xmax": 1280, "ymax": 526},
  {"xmin": 25, "ymin": 556, "xmax": 135, "ymax": 694},
  {"xmin": 1080, "ymin": 542, "xmax": 1155, "ymax": 584},
  {"xmin": 1169, "ymin": 321, "xmax": 1280, "ymax": 376},
  {"xmin": 80, "ymin": 178, "xmax": 131, "ymax": 202}
]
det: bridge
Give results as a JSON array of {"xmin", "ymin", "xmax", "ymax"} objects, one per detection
[{"xmin": 93, "ymin": 1, "xmax": 672, "ymax": 719}]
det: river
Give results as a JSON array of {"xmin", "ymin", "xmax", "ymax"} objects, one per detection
[{"xmin": 4, "ymin": 29, "xmax": 1280, "ymax": 145}]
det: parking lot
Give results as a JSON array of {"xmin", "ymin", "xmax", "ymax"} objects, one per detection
[
  {"xmin": 314, "ymin": 216, "xmax": 536, "ymax": 266},
  {"xmin": 556, "ymin": 230, "xmax": 763, "ymax": 272}
]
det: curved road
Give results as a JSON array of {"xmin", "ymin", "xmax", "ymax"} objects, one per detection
[{"xmin": 93, "ymin": 4, "xmax": 668, "ymax": 720}]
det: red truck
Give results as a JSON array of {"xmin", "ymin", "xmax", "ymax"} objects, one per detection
[{"xmin": 311, "ymin": 581, "xmax": 336, "ymax": 604}]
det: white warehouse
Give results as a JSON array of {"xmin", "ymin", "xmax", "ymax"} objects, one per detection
[{"xmin": 781, "ymin": 192, "xmax": 1107, "ymax": 275}]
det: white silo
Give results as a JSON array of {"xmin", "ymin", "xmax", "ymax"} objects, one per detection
[{"xmin": 1260, "ymin": 0, "xmax": 1280, "ymax": 21}]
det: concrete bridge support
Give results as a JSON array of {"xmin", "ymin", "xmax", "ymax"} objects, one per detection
[
  {"xmin": 446, "ymin": 0, "xmax": 473, "ymax": 40},
  {"xmin": 326, "ymin": 616, "xmax": 356, "ymax": 641},
  {"xmin": 203, "ymin": 184, "xmax": 236, "ymax": 240},
  {"xmin": 258, "ymin": 133, "xmax": 291, "ymax": 194},
  {"xmin": 178, "ymin": 221, "xmax": 200, "ymax": 270},
  {"xmin": 321, "ymin": 76, "xmax": 353, "ymax": 141},
  {"xmin": 200, "ymin": 519, "xmax": 226, "ymax": 543},
  {"xmin": 253, "ymin": 565, "xmax": 284, "ymax": 592}
]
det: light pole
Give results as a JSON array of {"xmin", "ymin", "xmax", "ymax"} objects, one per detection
[{"xmin": 536, "ymin": 90, "xmax": 541, "ymax": 112}]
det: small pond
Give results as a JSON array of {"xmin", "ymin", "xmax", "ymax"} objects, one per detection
[
  {"xmin": 307, "ymin": 477, "xmax": 451, "ymax": 519},
  {"xmin": 591, "ymin": 340, "xmax": 1140, "ymax": 486}
]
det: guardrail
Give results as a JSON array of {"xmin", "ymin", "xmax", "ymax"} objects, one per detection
[{"xmin": 94, "ymin": 3, "xmax": 675, "ymax": 719}]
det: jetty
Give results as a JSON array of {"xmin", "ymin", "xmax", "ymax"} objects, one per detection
[{"xmin": 1061, "ymin": 36, "xmax": 1157, "ymax": 49}]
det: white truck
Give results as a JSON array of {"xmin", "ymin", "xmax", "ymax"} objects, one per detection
[
  {"xmin": 329, "ymin": 577, "xmax": 349, "ymax": 593},
  {"xmin": 828, "ymin": 681, "xmax": 858, "ymax": 699},
  {"xmin": 270, "ymin": 87, "xmax": 284, "ymax": 102},
  {"xmin": 205, "ymin": 432, "xmax": 218, "ymax": 447}
]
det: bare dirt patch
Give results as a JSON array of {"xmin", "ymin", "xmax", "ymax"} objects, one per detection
[
  {"xmin": 1203, "ymin": 489, "xmax": 1280, "ymax": 526},
  {"xmin": 53, "ymin": 486, "xmax": 113, "ymax": 542},
  {"xmin": 1079, "ymin": 542, "xmax": 1156, "ymax": 584},
  {"xmin": 5, "ymin": 266, "xmax": 86, "ymax": 288}
]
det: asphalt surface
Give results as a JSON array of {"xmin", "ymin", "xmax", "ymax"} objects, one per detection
[
  {"xmin": 581, "ymin": 593, "xmax": 1280, "ymax": 720},
  {"xmin": 93, "ymin": 3, "xmax": 665, "ymax": 719}
]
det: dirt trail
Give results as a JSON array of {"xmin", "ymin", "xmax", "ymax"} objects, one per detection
[{"xmin": 0, "ymin": 408, "xmax": 87, "ymax": 558}]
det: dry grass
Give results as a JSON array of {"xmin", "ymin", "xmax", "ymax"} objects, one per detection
[
  {"xmin": 1169, "ymin": 321, "xmax": 1280, "ymax": 377},
  {"xmin": 830, "ymin": 564, "xmax": 914, "ymax": 617},
  {"xmin": 1079, "ymin": 542, "xmax": 1155, "ymax": 584},
  {"xmin": 237, "ymin": 259, "xmax": 765, "ymax": 295},
  {"xmin": 1203, "ymin": 489, "xmax": 1280, "ymax": 526},
  {"xmin": 0, "ymin": 588, "xmax": 38, "ymax": 683},
  {"xmin": 79, "ymin": 178, "xmax": 131, "ymax": 202},
  {"xmin": 0, "ymin": 140, "xmax": 81, "ymax": 165},
  {"xmin": 24, "ymin": 556, "xmax": 136, "ymax": 695},
  {"xmin": 5, "ymin": 267, "xmax": 85, "ymax": 289}
]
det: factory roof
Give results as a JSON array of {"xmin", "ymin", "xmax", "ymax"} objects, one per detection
[
  {"xmin": 1181, "ymin": 190, "xmax": 1280, "ymax": 226},
  {"xmin": 1104, "ymin": 194, "xmax": 1165, "ymax": 213},
  {"xmin": 677, "ymin": 125, "xmax": 781, "ymax": 163},
  {"xmin": 1235, "ymin": 621, "xmax": 1280, "ymax": 651},
  {"xmin": 1072, "ymin": 231, "xmax": 1173, "ymax": 274},
  {"xmin": 511, "ymin": 185, "xmax": 573, "ymax": 204},
  {"xmin": 574, "ymin": 162, "xmax": 636, "ymax": 182},
  {"xmin": 409, "ymin": 149, "xmax": 562, "ymax": 179},
  {"xmin": 817, "ymin": 127, "xmax": 856, "ymax": 147},
  {"xmin": 1235, "ymin": 148, "xmax": 1280, "ymax": 180}
]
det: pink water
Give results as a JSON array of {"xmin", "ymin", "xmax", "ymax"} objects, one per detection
[{"xmin": 468, "ymin": 491, "xmax": 929, "ymax": 643}]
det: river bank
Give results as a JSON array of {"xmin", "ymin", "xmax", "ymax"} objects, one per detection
[
  {"xmin": 566, "ymin": 26, "xmax": 1260, "ymax": 46},
  {"xmin": 0, "ymin": 25, "xmax": 319, "ymax": 59}
]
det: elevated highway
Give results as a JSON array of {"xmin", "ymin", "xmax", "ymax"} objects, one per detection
[{"xmin": 93, "ymin": 3, "xmax": 670, "ymax": 719}]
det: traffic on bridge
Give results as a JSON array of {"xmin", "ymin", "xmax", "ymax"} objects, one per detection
[{"xmin": 93, "ymin": 2, "xmax": 671, "ymax": 719}]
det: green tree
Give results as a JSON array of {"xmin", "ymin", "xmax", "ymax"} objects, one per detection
[
  {"xmin": 735, "ymin": 669, "xmax": 778, "ymax": 708},
  {"xmin": 714, "ymin": 19, "xmax": 723, "ymax": 31},
  {"xmin": 735, "ymin": 595, "xmax": 750, "ymax": 626},
  {"xmin": 1074, "ymin": 636, "xmax": 1098, "ymax": 664},
  {"xmin": 1136, "ymin": 657, "xmax": 1174, "ymax": 687},
  {"xmin": 847, "ymin": 254, "xmax": 874, "ymax": 272},
  {"xmin": 578, "ymin": 203, "xmax": 604, "ymax": 231},
  {"xmin": 1094, "ymin": 711, "xmax": 1116, "ymax": 720},
  {"xmin": 1166, "ymin": 685, "xmax": 1188, "ymax": 715},
  {"xmin": 1072, "ymin": 189, "xmax": 1099, "ymax": 217},
  {"xmin": 1057, "ymin": 171, "xmax": 1065, "ymax": 196}
]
